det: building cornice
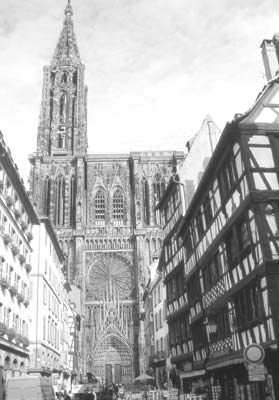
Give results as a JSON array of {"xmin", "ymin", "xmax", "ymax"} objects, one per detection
[{"xmin": 0, "ymin": 131, "xmax": 39, "ymax": 224}]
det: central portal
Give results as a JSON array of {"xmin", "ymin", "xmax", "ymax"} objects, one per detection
[
  {"xmin": 85, "ymin": 252, "xmax": 136, "ymax": 384},
  {"xmin": 93, "ymin": 335, "xmax": 132, "ymax": 384},
  {"xmin": 104, "ymin": 347, "xmax": 121, "ymax": 384}
]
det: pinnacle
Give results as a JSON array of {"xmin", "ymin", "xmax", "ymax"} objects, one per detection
[{"xmin": 65, "ymin": 0, "xmax": 73, "ymax": 18}]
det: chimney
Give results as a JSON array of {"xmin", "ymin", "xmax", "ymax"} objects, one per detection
[{"xmin": 261, "ymin": 38, "xmax": 279, "ymax": 81}]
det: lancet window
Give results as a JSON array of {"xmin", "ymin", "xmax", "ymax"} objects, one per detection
[
  {"xmin": 49, "ymin": 90, "xmax": 54, "ymax": 127},
  {"xmin": 142, "ymin": 178, "xmax": 150, "ymax": 226},
  {"xmin": 55, "ymin": 175, "xmax": 65, "ymax": 226},
  {"xmin": 44, "ymin": 177, "xmax": 51, "ymax": 217},
  {"xmin": 59, "ymin": 93, "xmax": 67, "ymax": 123},
  {"xmin": 61, "ymin": 72, "xmax": 67, "ymax": 84},
  {"xmin": 95, "ymin": 189, "xmax": 106, "ymax": 223},
  {"xmin": 153, "ymin": 174, "xmax": 165, "ymax": 202},
  {"xmin": 70, "ymin": 176, "xmax": 76, "ymax": 227},
  {"xmin": 58, "ymin": 126, "xmax": 66, "ymax": 149},
  {"xmin": 73, "ymin": 71, "xmax": 77, "ymax": 85},
  {"xmin": 112, "ymin": 189, "xmax": 124, "ymax": 223}
]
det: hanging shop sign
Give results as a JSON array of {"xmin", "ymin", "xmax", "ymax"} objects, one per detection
[
  {"xmin": 248, "ymin": 363, "xmax": 266, "ymax": 381},
  {"xmin": 243, "ymin": 343, "xmax": 265, "ymax": 364}
]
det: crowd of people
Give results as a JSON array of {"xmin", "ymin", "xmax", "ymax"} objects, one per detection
[{"xmin": 55, "ymin": 383, "xmax": 124, "ymax": 400}]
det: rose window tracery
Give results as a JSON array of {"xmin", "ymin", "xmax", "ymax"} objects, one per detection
[{"xmin": 87, "ymin": 255, "xmax": 133, "ymax": 301}]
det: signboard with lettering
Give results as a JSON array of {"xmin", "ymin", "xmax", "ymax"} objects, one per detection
[{"xmin": 248, "ymin": 363, "xmax": 265, "ymax": 381}]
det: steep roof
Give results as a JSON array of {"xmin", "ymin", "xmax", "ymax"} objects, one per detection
[{"xmin": 239, "ymin": 76, "xmax": 279, "ymax": 126}]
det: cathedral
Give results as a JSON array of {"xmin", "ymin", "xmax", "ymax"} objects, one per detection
[{"xmin": 28, "ymin": 0, "xmax": 184, "ymax": 384}]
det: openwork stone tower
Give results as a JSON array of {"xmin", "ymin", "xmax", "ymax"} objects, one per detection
[{"xmin": 29, "ymin": 0, "xmax": 184, "ymax": 383}]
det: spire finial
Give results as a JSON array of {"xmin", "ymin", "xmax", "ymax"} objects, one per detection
[{"xmin": 65, "ymin": 0, "xmax": 73, "ymax": 17}]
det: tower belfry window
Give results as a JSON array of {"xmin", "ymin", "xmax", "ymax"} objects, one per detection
[
  {"xmin": 45, "ymin": 177, "xmax": 51, "ymax": 217},
  {"xmin": 61, "ymin": 72, "xmax": 67, "ymax": 84},
  {"xmin": 60, "ymin": 93, "xmax": 67, "ymax": 123},
  {"xmin": 142, "ymin": 178, "xmax": 150, "ymax": 226},
  {"xmin": 58, "ymin": 126, "xmax": 66, "ymax": 149},
  {"xmin": 55, "ymin": 176, "xmax": 65, "ymax": 226},
  {"xmin": 70, "ymin": 176, "xmax": 76, "ymax": 227},
  {"xmin": 113, "ymin": 189, "xmax": 124, "ymax": 223},
  {"xmin": 153, "ymin": 174, "xmax": 165, "ymax": 202},
  {"xmin": 95, "ymin": 190, "xmax": 106, "ymax": 222}
]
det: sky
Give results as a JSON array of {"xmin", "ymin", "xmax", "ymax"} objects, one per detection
[{"xmin": 0, "ymin": 0, "xmax": 279, "ymax": 184}]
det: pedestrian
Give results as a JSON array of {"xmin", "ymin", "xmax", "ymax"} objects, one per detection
[{"xmin": 64, "ymin": 392, "xmax": 71, "ymax": 400}]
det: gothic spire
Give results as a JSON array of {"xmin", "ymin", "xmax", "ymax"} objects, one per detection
[
  {"xmin": 65, "ymin": 0, "xmax": 73, "ymax": 18},
  {"xmin": 52, "ymin": 0, "xmax": 81, "ymax": 66}
]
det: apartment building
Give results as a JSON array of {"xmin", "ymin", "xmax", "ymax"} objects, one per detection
[
  {"xmin": 29, "ymin": 217, "xmax": 71, "ymax": 391},
  {"xmin": 0, "ymin": 131, "xmax": 39, "ymax": 399}
]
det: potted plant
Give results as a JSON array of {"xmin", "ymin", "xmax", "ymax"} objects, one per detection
[
  {"xmin": 21, "ymin": 220, "xmax": 28, "ymax": 231},
  {"xmin": 7, "ymin": 327, "xmax": 16, "ymax": 340},
  {"xmin": 18, "ymin": 254, "xmax": 26, "ymax": 265},
  {"xmin": 23, "ymin": 298, "xmax": 30, "ymax": 307},
  {"xmin": 14, "ymin": 207, "xmax": 21, "ymax": 219},
  {"xmin": 25, "ymin": 264, "xmax": 32, "ymax": 273},
  {"xmin": 2, "ymin": 233, "xmax": 11, "ymax": 245},
  {"xmin": 26, "ymin": 231, "xmax": 33, "ymax": 241},
  {"xmin": 0, "ymin": 322, "xmax": 7, "ymax": 336},
  {"xmin": 0, "ymin": 277, "xmax": 9, "ymax": 288},
  {"xmin": 17, "ymin": 292, "xmax": 24, "ymax": 303},
  {"xmin": 6, "ymin": 195, "xmax": 14, "ymax": 207},
  {"xmin": 15, "ymin": 333, "xmax": 21, "ymax": 345},
  {"xmin": 11, "ymin": 244, "xmax": 19, "ymax": 256},
  {"xmin": 21, "ymin": 336, "xmax": 30, "ymax": 347},
  {"xmin": 9, "ymin": 285, "xmax": 17, "ymax": 296}
]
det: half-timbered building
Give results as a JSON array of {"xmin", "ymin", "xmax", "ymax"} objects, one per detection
[{"xmin": 167, "ymin": 76, "xmax": 279, "ymax": 400}]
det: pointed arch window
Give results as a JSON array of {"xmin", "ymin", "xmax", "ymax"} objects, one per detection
[
  {"xmin": 61, "ymin": 72, "xmax": 68, "ymax": 84},
  {"xmin": 143, "ymin": 178, "xmax": 150, "ymax": 226},
  {"xmin": 55, "ymin": 176, "xmax": 65, "ymax": 226},
  {"xmin": 95, "ymin": 189, "xmax": 106, "ymax": 223},
  {"xmin": 70, "ymin": 175, "xmax": 76, "ymax": 227},
  {"xmin": 44, "ymin": 177, "xmax": 51, "ymax": 217},
  {"xmin": 49, "ymin": 90, "xmax": 54, "ymax": 128},
  {"xmin": 59, "ymin": 93, "xmax": 67, "ymax": 123},
  {"xmin": 58, "ymin": 127, "xmax": 66, "ymax": 149},
  {"xmin": 113, "ymin": 189, "xmax": 124, "ymax": 223},
  {"xmin": 153, "ymin": 174, "xmax": 165, "ymax": 202},
  {"xmin": 73, "ymin": 71, "xmax": 77, "ymax": 85}
]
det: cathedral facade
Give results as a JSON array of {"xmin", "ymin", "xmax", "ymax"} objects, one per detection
[{"xmin": 28, "ymin": 1, "xmax": 184, "ymax": 384}]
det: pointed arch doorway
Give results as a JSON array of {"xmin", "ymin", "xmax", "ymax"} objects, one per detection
[{"xmin": 92, "ymin": 334, "xmax": 132, "ymax": 385}]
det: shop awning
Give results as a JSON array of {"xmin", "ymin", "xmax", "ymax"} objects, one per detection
[
  {"xmin": 180, "ymin": 369, "xmax": 206, "ymax": 378},
  {"xmin": 206, "ymin": 357, "xmax": 243, "ymax": 371}
]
